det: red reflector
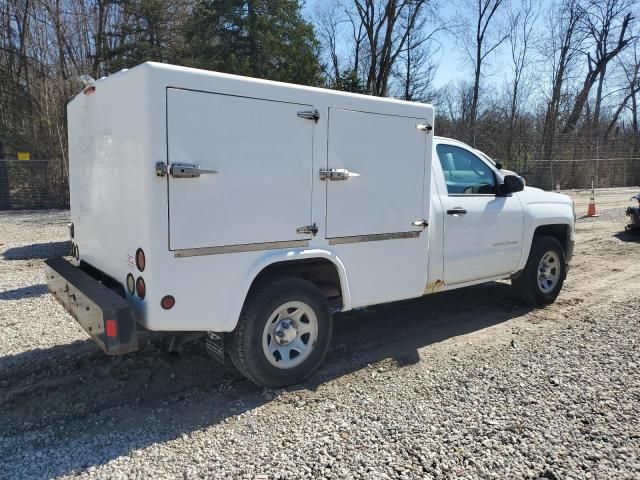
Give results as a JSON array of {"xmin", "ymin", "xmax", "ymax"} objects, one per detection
[
  {"xmin": 84, "ymin": 86, "xmax": 96, "ymax": 95},
  {"xmin": 135, "ymin": 248, "xmax": 145, "ymax": 272},
  {"xmin": 136, "ymin": 277, "xmax": 146, "ymax": 300},
  {"xmin": 105, "ymin": 319, "xmax": 117, "ymax": 337},
  {"xmin": 161, "ymin": 295, "xmax": 175, "ymax": 310}
]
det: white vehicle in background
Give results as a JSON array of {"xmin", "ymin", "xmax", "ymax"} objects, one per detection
[{"xmin": 45, "ymin": 62, "xmax": 575, "ymax": 388}]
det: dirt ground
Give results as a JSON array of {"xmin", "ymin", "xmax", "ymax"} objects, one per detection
[{"xmin": 0, "ymin": 187, "xmax": 639, "ymax": 479}]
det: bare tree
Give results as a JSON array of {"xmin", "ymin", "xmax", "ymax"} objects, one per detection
[
  {"xmin": 604, "ymin": 43, "xmax": 640, "ymax": 138},
  {"xmin": 540, "ymin": 0, "xmax": 584, "ymax": 159},
  {"xmin": 562, "ymin": 0, "xmax": 636, "ymax": 133},
  {"xmin": 392, "ymin": 2, "xmax": 446, "ymax": 101},
  {"xmin": 315, "ymin": 0, "xmax": 343, "ymax": 83},
  {"xmin": 459, "ymin": 0, "xmax": 510, "ymax": 145},
  {"xmin": 353, "ymin": 0, "xmax": 428, "ymax": 96},
  {"xmin": 505, "ymin": 0, "xmax": 539, "ymax": 160}
]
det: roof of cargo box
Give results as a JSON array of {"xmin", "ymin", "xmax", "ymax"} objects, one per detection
[{"xmin": 79, "ymin": 62, "xmax": 433, "ymax": 115}]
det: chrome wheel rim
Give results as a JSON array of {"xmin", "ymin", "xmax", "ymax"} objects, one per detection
[
  {"xmin": 262, "ymin": 301, "xmax": 318, "ymax": 369},
  {"xmin": 538, "ymin": 251, "xmax": 561, "ymax": 294}
]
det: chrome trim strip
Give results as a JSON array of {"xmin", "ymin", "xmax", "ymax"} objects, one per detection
[
  {"xmin": 328, "ymin": 231, "xmax": 420, "ymax": 245},
  {"xmin": 174, "ymin": 240, "xmax": 310, "ymax": 257},
  {"xmin": 447, "ymin": 193, "xmax": 496, "ymax": 197}
]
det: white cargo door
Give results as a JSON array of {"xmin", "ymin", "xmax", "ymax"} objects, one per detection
[
  {"xmin": 326, "ymin": 108, "xmax": 429, "ymax": 238},
  {"xmin": 166, "ymin": 88, "xmax": 315, "ymax": 250}
]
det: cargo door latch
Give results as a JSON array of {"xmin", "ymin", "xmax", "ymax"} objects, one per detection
[
  {"xmin": 156, "ymin": 162, "xmax": 219, "ymax": 178},
  {"xmin": 297, "ymin": 109, "xmax": 320, "ymax": 122},
  {"xmin": 412, "ymin": 219, "xmax": 429, "ymax": 229},
  {"xmin": 320, "ymin": 168, "xmax": 361, "ymax": 181},
  {"xmin": 296, "ymin": 223, "xmax": 318, "ymax": 236}
]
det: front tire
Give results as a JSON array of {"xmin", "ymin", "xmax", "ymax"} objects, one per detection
[
  {"xmin": 512, "ymin": 235, "xmax": 566, "ymax": 306},
  {"xmin": 229, "ymin": 277, "xmax": 333, "ymax": 388}
]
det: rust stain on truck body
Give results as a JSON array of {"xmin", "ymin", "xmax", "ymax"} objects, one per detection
[{"xmin": 425, "ymin": 279, "xmax": 444, "ymax": 294}]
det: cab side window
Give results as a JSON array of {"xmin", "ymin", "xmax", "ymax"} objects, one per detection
[{"xmin": 436, "ymin": 144, "xmax": 496, "ymax": 195}]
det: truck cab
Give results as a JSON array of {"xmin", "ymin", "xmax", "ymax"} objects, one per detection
[
  {"xmin": 429, "ymin": 136, "xmax": 573, "ymax": 289},
  {"xmin": 45, "ymin": 63, "xmax": 575, "ymax": 388}
]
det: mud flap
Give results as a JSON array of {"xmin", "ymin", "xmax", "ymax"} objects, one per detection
[{"xmin": 205, "ymin": 331, "xmax": 225, "ymax": 365}]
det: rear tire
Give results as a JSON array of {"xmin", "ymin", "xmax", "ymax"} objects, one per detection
[
  {"xmin": 229, "ymin": 277, "xmax": 332, "ymax": 388},
  {"xmin": 512, "ymin": 235, "xmax": 566, "ymax": 306}
]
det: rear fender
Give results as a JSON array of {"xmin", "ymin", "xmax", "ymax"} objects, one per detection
[{"xmin": 223, "ymin": 249, "xmax": 351, "ymax": 332}]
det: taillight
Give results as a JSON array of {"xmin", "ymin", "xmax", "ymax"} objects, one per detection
[
  {"xmin": 136, "ymin": 277, "xmax": 146, "ymax": 299},
  {"xmin": 105, "ymin": 319, "xmax": 117, "ymax": 337},
  {"xmin": 135, "ymin": 248, "xmax": 145, "ymax": 272},
  {"xmin": 161, "ymin": 295, "xmax": 175, "ymax": 310}
]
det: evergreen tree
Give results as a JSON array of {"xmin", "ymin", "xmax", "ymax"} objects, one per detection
[{"xmin": 184, "ymin": 0, "xmax": 322, "ymax": 86}]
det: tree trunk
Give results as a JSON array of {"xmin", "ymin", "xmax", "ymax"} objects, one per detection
[
  {"xmin": 593, "ymin": 65, "xmax": 606, "ymax": 127},
  {"xmin": 632, "ymin": 90, "xmax": 640, "ymax": 185},
  {"xmin": 92, "ymin": 0, "xmax": 106, "ymax": 78},
  {"xmin": 470, "ymin": 51, "xmax": 481, "ymax": 146},
  {"xmin": 541, "ymin": 57, "xmax": 566, "ymax": 161},
  {"xmin": 562, "ymin": 72, "xmax": 598, "ymax": 133},
  {"xmin": 248, "ymin": 0, "xmax": 259, "ymax": 77},
  {"xmin": 562, "ymin": 13, "xmax": 633, "ymax": 134}
]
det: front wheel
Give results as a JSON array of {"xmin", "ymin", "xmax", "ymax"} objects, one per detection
[
  {"xmin": 512, "ymin": 235, "xmax": 566, "ymax": 306},
  {"xmin": 229, "ymin": 277, "xmax": 332, "ymax": 388}
]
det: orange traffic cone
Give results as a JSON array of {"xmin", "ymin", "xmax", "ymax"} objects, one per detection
[{"xmin": 586, "ymin": 183, "xmax": 598, "ymax": 217}]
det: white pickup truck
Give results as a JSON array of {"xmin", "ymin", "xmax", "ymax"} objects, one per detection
[{"xmin": 45, "ymin": 62, "xmax": 575, "ymax": 388}]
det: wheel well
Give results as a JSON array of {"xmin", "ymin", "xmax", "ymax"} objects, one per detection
[
  {"xmin": 248, "ymin": 258, "xmax": 343, "ymax": 308},
  {"xmin": 534, "ymin": 224, "xmax": 570, "ymax": 255}
]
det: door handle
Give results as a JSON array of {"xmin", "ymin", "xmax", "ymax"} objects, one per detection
[
  {"xmin": 447, "ymin": 208, "xmax": 467, "ymax": 215},
  {"xmin": 170, "ymin": 163, "xmax": 219, "ymax": 178}
]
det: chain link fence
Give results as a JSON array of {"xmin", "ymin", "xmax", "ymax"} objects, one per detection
[
  {"xmin": 0, "ymin": 159, "xmax": 69, "ymax": 210},
  {"xmin": 478, "ymin": 134, "xmax": 640, "ymax": 191},
  {"xmin": 519, "ymin": 158, "xmax": 640, "ymax": 191},
  {"xmin": 1, "ymin": 138, "xmax": 639, "ymax": 210}
]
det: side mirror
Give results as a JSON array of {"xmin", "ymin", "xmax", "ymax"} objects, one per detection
[{"xmin": 500, "ymin": 175, "xmax": 524, "ymax": 195}]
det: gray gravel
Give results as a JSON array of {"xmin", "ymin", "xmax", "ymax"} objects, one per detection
[{"xmin": 1, "ymin": 205, "xmax": 639, "ymax": 480}]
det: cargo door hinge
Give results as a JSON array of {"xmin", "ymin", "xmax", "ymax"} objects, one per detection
[
  {"xmin": 296, "ymin": 223, "xmax": 318, "ymax": 236},
  {"xmin": 297, "ymin": 109, "xmax": 320, "ymax": 123},
  {"xmin": 156, "ymin": 162, "xmax": 168, "ymax": 177},
  {"xmin": 416, "ymin": 123, "xmax": 433, "ymax": 133}
]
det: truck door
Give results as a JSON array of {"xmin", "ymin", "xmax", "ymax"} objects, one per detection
[
  {"xmin": 166, "ymin": 88, "xmax": 315, "ymax": 251},
  {"xmin": 325, "ymin": 108, "xmax": 429, "ymax": 239},
  {"xmin": 435, "ymin": 142, "xmax": 524, "ymax": 284}
]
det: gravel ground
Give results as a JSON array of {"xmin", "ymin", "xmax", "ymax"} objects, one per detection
[{"xmin": 1, "ymin": 189, "xmax": 639, "ymax": 480}]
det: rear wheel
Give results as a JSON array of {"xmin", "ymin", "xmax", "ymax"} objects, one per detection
[
  {"xmin": 512, "ymin": 235, "xmax": 566, "ymax": 306},
  {"xmin": 229, "ymin": 277, "xmax": 332, "ymax": 388}
]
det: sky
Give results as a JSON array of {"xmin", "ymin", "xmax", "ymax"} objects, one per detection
[{"xmin": 302, "ymin": 0, "xmax": 551, "ymax": 89}]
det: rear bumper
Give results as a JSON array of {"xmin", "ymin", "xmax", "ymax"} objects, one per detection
[{"xmin": 44, "ymin": 258, "xmax": 138, "ymax": 355}]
